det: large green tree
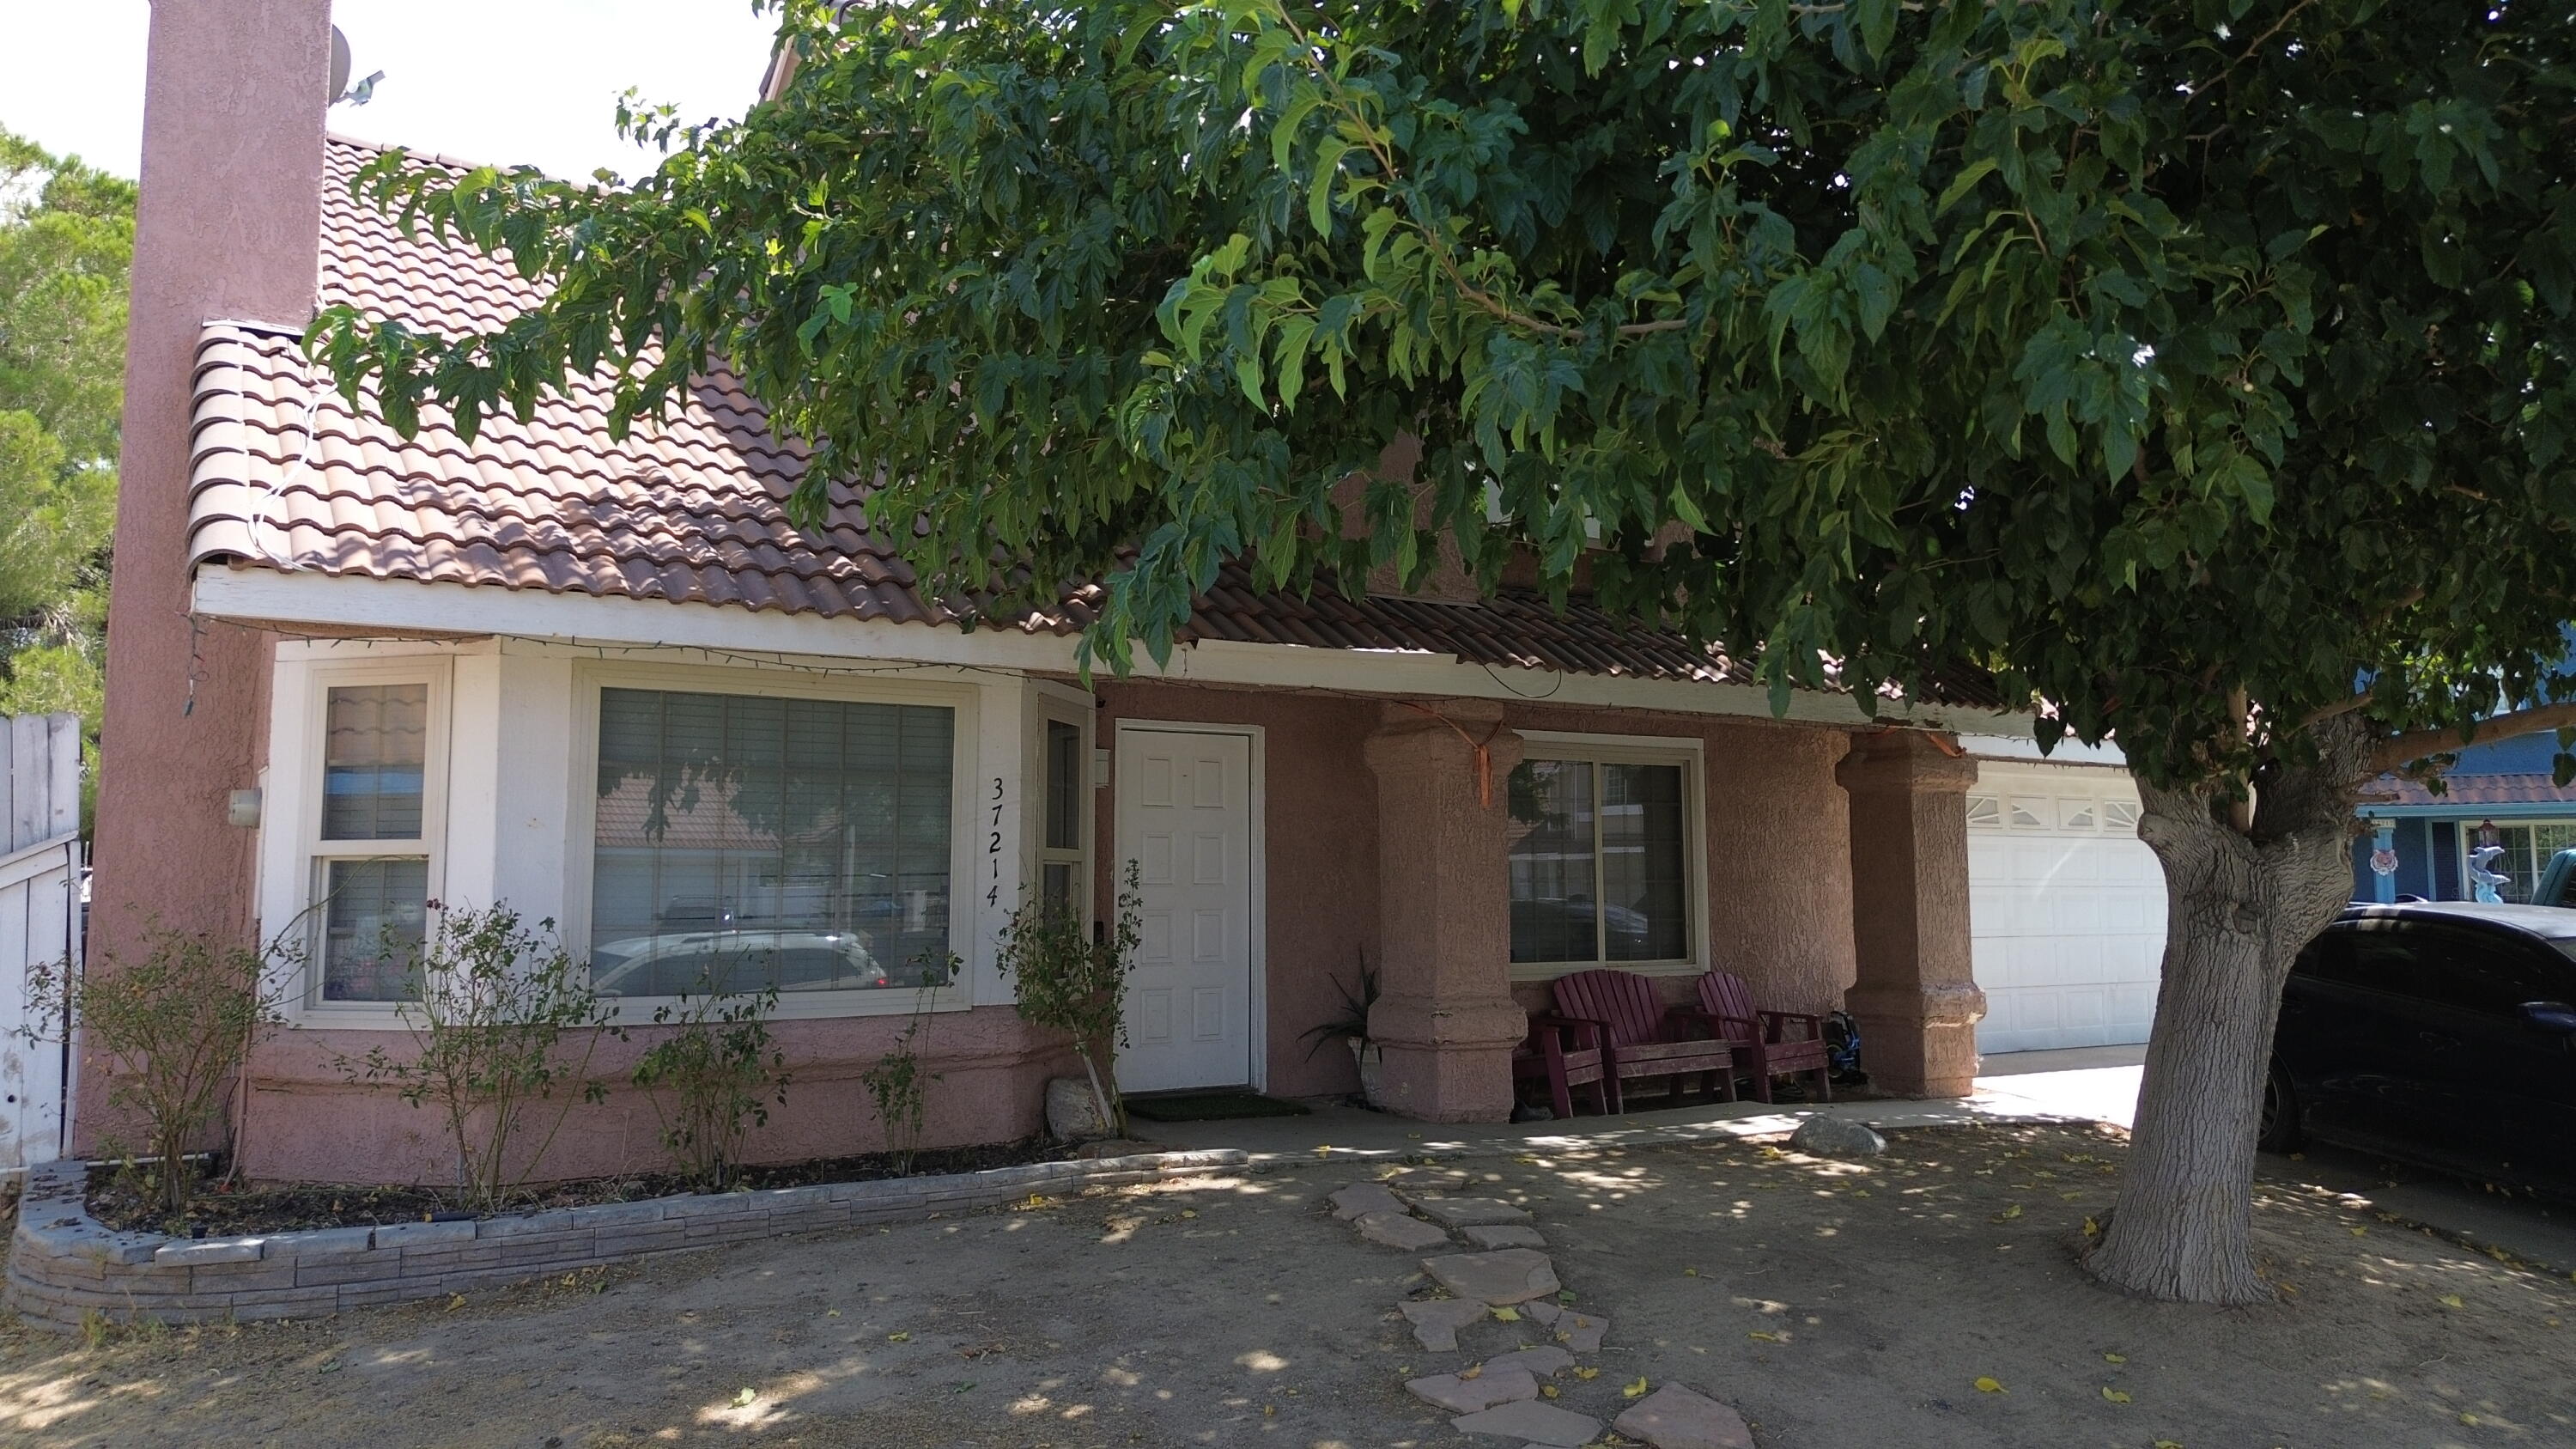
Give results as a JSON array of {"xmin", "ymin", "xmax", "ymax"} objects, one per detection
[
  {"xmin": 0, "ymin": 129, "xmax": 129, "ymax": 806},
  {"xmin": 311, "ymin": 0, "xmax": 2576, "ymax": 1302}
]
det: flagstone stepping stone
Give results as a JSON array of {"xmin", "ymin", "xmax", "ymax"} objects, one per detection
[
  {"xmin": 1399, "ymin": 1298, "xmax": 1492, "ymax": 1351},
  {"xmin": 1409, "ymin": 1196, "xmax": 1534, "ymax": 1228},
  {"xmin": 1330, "ymin": 1181, "xmax": 1404, "ymax": 1221},
  {"xmin": 1524, "ymin": 1300, "xmax": 1610, "ymax": 1352},
  {"xmin": 1450, "ymin": 1400, "xmax": 1603, "ymax": 1446},
  {"xmin": 1460, "ymin": 1223, "xmax": 1546, "ymax": 1250},
  {"xmin": 1613, "ymin": 1383, "xmax": 1756, "ymax": 1449},
  {"xmin": 1405, "ymin": 1367, "xmax": 1539, "ymax": 1414},
  {"xmin": 1553, "ymin": 1309, "xmax": 1609, "ymax": 1353},
  {"xmin": 1421, "ymin": 1249, "xmax": 1561, "ymax": 1305},
  {"xmin": 1356, "ymin": 1210, "xmax": 1452, "ymax": 1251},
  {"xmin": 1481, "ymin": 1345, "xmax": 1573, "ymax": 1378}
]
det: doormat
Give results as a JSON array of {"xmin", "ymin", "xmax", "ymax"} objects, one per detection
[{"xmin": 1122, "ymin": 1091, "xmax": 1314, "ymax": 1123}]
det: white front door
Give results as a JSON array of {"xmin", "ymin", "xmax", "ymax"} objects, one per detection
[{"xmin": 1115, "ymin": 727, "xmax": 1256, "ymax": 1093}]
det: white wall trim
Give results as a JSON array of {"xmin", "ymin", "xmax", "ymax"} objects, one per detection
[
  {"xmin": 195, "ymin": 568, "xmax": 2029, "ymax": 734},
  {"xmin": 1111, "ymin": 719, "xmax": 1269, "ymax": 1094}
]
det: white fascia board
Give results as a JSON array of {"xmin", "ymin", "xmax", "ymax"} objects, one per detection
[
  {"xmin": 194, "ymin": 567, "xmax": 2031, "ymax": 734},
  {"xmin": 1961, "ymin": 732, "xmax": 2129, "ymax": 768}
]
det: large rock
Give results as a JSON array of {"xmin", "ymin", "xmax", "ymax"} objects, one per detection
[
  {"xmin": 1461, "ymin": 1223, "xmax": 1546, "ymax": 1250},
  {"xmin": 1400, "ymin": 1299, "xmax": 1492, "ymax": 1351},
  {"xmin": 1789, "ymin": 1115, "xmax": 1886, "ymax": 1158},
  {"xmin": 1450, "ymin": 1400, "xmax": 1603, "ymax": 1446},
  {"xmin": 1613, "ymin": 1383, "xmax": 1756, "ymax": 1449},
  {"xmin": 1045, "ymin": 1077, "xmax": 1115, "ymax": 1142},
  {"xmin": 1409, "ymin": 1196, "xmax": 1534, "ymax": 1228},
  {"xmin": 1329, "ymin": 1181, "xmax": 1404, "ymax": 1221},
  {"xmin": 1405, "ymin": 1367, "xmax": 1539, "ymax": 1413},
  {"xmin": 1421, "ymin": 1249, "xmax": 1562, "ymax": 1305},
  {"xmin": 1355, "ymin": 1211, "xmax": 1452, "ymax": 1251}
]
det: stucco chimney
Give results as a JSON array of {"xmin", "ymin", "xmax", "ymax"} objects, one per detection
[{"xmin": 87, "ymin": 0, "xmax": 332, "ymax": 1145}]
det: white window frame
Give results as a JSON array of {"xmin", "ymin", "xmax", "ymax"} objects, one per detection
[
  {"xmin": 289, "ymin": 656, "xmax": 453, "ymax": 1019},
  {"xmin": 1028, "ymin": 683, "xmax": 1095, "ymax": 930},
  {"xmin": 562, "ymin": 660, "xmax": 981, "ymax": 1021},
  {"xmin": 1507, "ymin": 729, "xmax": 1709, "ymax": 983},
  {"xmin": 2460, "ymin": 818, "xmax": 2576, "ymax": 905}
]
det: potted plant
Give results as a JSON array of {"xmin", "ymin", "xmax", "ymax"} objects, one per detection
[{"xmin": 1299, "ymin": 951, "xmax": 1384, "ymax": 1108}]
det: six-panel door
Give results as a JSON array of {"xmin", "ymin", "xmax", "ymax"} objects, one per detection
[{"xmin": 1114, "ymin": 728, "xmax": 1255, "ymax": 1093}]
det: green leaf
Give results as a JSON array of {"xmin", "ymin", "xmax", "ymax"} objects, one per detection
[{"xmin": 1937, "ymin": 158, "xmax": 1999, "ymax": 214}]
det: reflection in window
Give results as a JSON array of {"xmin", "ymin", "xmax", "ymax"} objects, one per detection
[
  {"xmin": 320, "ymin": 856, "xmax": 427, "ymax": 1002},
  {"xmin": 316, "ymin": 682, "xmax": 430, "ymax": 1002},
  {"xmin": 589, "ymin": 689, "xmax": 955, "ymax": 997},
  {"xmin": 1507, "ymin": 757, "xmax": 1690, "ymax": 965},
  {"xmin": 323, "ymin": 684, "xmax": 426, "ymax": 839},
  {"xmin": 1041, "ymin": 720, "xmax": 1084, "ymax": 911}
]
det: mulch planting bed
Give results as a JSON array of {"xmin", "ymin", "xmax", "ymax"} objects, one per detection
[{"xmin": 84, "ymin": 1138, "xmax": 1073, "ymax": 1237}]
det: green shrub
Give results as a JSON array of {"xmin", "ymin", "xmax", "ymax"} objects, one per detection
[
  {"xmin": 331, "ymin": 904, "xmax": 611, "ymax": 1210},
  {"xmin": 994, "ymin": 865, "xmax": 1142, "ymax": 1136},
  {"xmin": 20, "ymin": 925, "xmax": 291, "ymax": 1216},
  {"xmin": 627, "ymin": 983, "xmax": 790, "ymax": 1192}
]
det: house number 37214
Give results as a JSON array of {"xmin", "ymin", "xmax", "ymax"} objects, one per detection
[{"xmin": 987, "ymin": 776, "xmax": 1004, "ymax": 906}]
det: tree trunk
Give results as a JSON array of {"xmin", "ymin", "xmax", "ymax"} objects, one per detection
[{"xmin": 2083, "ymin": 719, "xmax": 2371, "ymax": 1303}]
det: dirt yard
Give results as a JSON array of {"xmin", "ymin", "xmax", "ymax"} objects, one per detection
[{"xmin": 3, "ymin": 1122, "xmax": 2570, "ymax": 1448}]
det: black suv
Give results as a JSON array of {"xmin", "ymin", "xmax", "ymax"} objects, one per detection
[{"xmin": 2263, "ymin": 902, "xmax": 2576, "ymax": 1196}]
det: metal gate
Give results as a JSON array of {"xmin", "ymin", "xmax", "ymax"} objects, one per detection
[{"xmin": 0, "ymin": 713, "xmax": 82, "ymax": 1172}]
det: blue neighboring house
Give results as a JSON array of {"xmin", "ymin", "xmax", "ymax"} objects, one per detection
[{"xmin": 2354, "ymin": 732, "xmax": 2576, "ymax": 904}]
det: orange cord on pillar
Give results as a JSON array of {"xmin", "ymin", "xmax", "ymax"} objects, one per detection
[{"xmin": 1393, "ymin": 701, "xmax": 1510, "ymax": 807}]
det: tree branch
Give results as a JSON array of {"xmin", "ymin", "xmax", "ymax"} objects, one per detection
[{"xmin": 2371, "ymin": 701, "xmax": 2576, "ymax": 774}]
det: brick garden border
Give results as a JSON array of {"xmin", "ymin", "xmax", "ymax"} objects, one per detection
[{"xmin": 4, "ymin": 1148, "xmax": 1248, "ymax": 1331}]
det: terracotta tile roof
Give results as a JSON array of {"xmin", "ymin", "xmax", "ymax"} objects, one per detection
[
  {"xmin": 185, "ymin": 137, "xmax": 1999, "ymax": 707},
  {"xmin": 2360, "ymin": 773, "xmax": 2576, "ymax": 808}
]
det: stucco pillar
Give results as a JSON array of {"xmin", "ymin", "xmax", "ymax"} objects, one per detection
[
  {"xmin": 1362, "ymin": 702, "xmax": 1527, "ymax": 1123},
  {"xmin": 1837, "ymin": 731, "xmax": 1985, "ymax": 1097}
]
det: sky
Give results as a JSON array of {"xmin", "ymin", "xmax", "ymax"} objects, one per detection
[{"xmin": 0, "ymin": 1, "xmax": 783, "ymax": 181}]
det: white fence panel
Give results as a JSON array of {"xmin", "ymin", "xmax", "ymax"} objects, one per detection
[{"xmin": 0, "ymin": 712, "xmax": 80, "ymax": 1172}]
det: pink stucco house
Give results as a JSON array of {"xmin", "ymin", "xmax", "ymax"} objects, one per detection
[{"xmin": 88, "ymin": 0, "xmax": 2008, "ymax": 1183}]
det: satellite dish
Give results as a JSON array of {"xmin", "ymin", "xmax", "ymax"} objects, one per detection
[{"xmin": 328, "ymin": 27, "xmax": 384, "ymax": 107}]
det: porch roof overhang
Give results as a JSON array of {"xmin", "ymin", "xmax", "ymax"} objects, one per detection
[{"xmin": 191, "ymin": 564, "xmax": 2027, "ymax": 735}]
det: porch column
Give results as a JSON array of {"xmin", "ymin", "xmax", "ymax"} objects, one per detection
[
  {"xmin": 1837, "ymin": 731, "xmax": 1986, "ymax": 1097},
  {"xmin": 1362, "ymin": 701, "xmax": 1528, "ymax": 1123}
]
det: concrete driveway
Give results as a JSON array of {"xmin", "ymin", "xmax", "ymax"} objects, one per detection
[{"xmin": 1977, "ymin": 1044, "xmax": 2576, "ymax": 1275}]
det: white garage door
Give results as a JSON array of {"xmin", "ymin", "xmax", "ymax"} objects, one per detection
[{"xmin": 1967, "ymin": 764, "xmax": 2166, "ymax": 1054}]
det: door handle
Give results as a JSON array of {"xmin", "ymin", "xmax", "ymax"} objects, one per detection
[{"xmin": 2416, "ymin": 1031, "xmax": 2460, "ymax": 1050}]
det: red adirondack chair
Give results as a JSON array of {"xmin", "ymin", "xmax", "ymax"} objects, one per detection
[
  {"xmin": 1537, "ymin": 969, "xmax": 1737, "ymax": 1113},
  {"xmin": 1690, "ymin": 971, "xmax": 1832, "ymax": 1104},
  {"xmin": 1514, "ymin": 1015, "xmax": 1613, "ymax": 1121}
]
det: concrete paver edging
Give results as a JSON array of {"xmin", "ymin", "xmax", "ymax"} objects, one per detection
[{"xmin": 3, "ymin": 1148, "xmax": 1247, "ymax": 1332}]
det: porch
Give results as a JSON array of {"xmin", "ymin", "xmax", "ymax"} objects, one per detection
[{"xmin": 1091, "ymin": 679, "xmax": 1987, "ymax": 1122}]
